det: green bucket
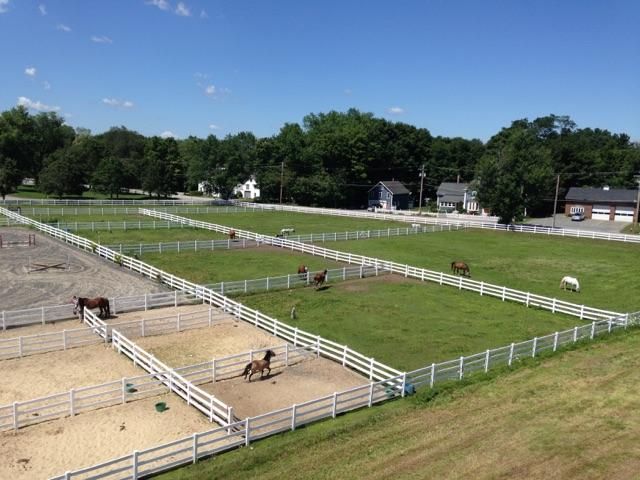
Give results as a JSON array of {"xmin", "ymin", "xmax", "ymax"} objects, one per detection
[
  {"xmin": 125, "ymin": 383, "xmax": 137, "ymax": 393},
  {"xmin": 155, "ymin": 402, "xmax": 168, "ymax": 413}
]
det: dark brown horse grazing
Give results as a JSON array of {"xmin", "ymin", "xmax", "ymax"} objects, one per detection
[
  {"xmin": 229, "ymin": 229, "xmax": 236, "ymax": 240},
  {"xmin": 72, "ymin": 295, "xmax": 111, "ymax": 320},
  {"xmin": 242, "ymin": 350, "xmax": 276, "ymax": 381},
  {"xmin": 313, "ymin": 269, "xmax": 328, "ymax": 288},
  {"xmin": 450, "ymin": 261, "xmax": 470, "ymax": 277}
]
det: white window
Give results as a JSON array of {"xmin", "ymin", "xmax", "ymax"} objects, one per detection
[{"xmin": 570, "ymin": 206, "xmax": 585, "ymax": 214}]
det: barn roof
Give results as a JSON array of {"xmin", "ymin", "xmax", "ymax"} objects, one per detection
[
  {"xmin": 436, "ymin": 182, "xmax": 472, "ymax": 203},
  {"xmin": 565, "ymin": 187, "xmax": 637, "ymax": 204},
  {"xmin": 369, "ymin": 181, "xmax": 410, "ymax": 195}
]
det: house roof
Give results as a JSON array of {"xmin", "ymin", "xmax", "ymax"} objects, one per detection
[
  {"xmin": 436, "ymin": 182, "xmax": 473, "ymax": 203},
  {"xmin": 369, "ymin": 181, "xmax": 410, "ymax": 195},
  {"xmin": 565, "ymin": 187, "xmax": 637, "ymax": 204}
]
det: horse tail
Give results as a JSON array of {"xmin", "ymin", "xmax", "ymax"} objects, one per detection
[
  {"xmin": 104, "ymin": 298, "xmax": 111, "ymax": 317},
  {"xmin": 242, "ymin": 363, "xmax": 252, "ymax": 379}
]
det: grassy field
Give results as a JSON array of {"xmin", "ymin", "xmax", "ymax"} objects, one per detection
[
  {"xmin": 326, "ymin": 229, "xmax": 640, "ymax": 313},
  {"xmin": 157, "ymin": 328, "xmax": 640, "ymax": 480},
  {"xmin": 238, "ymin": 275, "xmax": 586, "ymax": 369},
  {"xmin": 140, "ymin": 247, "xmax": 345, "ymax": 284},
  {"xmin": 84, "ymin": 228, "xmax": 229, "ymax": 244},
  {"xmin": 184, "ymin": 211, "xmax": 408, "ymax": 236}
]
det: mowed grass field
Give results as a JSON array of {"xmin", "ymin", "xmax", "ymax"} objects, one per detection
[
  {"xmin": 157, "ymin": 329, "xmax": 640, "ymax": 480},
  {"xmin": 140, "ymin": 247, "xmax": 345, "ymax": 284},
  {"xmin": 238, "ymin": 275, "xmax": 586, "ymax": 370},
  {"xmin": 327, "ymin": 229, "xmax": 640, "ymax": 313},
  {"xmin": 184, "ymin": 211, "xmax": 408, "ymax": 236},
  {"xmin": 82, "ymin": 228, "xmax": 229, "ymax": 244}
]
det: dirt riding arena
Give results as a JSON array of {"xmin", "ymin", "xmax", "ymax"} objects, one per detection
[
  {"xmin": 203, "ymin": 358, "xmax": 369, "ymax": 419},
  {"xmin": 0, "ymin": 343, "xmax": 143, "ymax": 404},
  {"xmin": 0, "ymin": 393, "xmax": 212, "ymax": 480},
  {"xmin": 0, "ymin": 227, "xmax": 166, "ymax": 310},
  {"xmin": 135, "ymin": 315, "xmax": 285, "ymax": 367}
]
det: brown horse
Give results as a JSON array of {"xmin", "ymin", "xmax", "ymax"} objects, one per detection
[
  {"xmin": 297, "ymin": 264, "xmax": 308, "ymax": 279},
  {"xmin": 242, "ymin": 350, "xmax": 276, "ymax": 381},
  {"xmin": 451, "ymin": 261, "xmax": 470, "ymax": 277},
  {"xmin": 72, "ymin": 295, "xmax": 111, "ymax": 320},
  {"xmin": 313, "ymin": 269, "xmax": 328, "ymax": 288},
  {"xmin": 229, "ymin": 229, "xmax": 236, "ymax": 240}
]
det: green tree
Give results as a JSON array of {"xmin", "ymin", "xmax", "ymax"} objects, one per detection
[
  {"xmin": 0, "ymin": 156, "xmax": 21, "ymax": 200},
  {"xmin": 92, "ymin": 157, "xmax": 126, "ymax": 198},
  {"xmin": 38, "ymin": 149, "xmax": 86, "ymax": 198},
  {"xmin": 141, "ymin": 137, "xmax": 179, "ymax": 198}
]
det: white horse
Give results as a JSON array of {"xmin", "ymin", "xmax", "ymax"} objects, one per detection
[{"xmin": 560, "ymin": 276, "xmax": 580, "ymax": 292}]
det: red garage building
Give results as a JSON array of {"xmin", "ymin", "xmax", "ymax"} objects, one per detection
[{"xmin": 565, "ymin": 187, "xmax": 639, "ymax": 222}]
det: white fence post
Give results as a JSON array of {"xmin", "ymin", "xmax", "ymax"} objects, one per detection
[
  {"xmin": 508, "ymin": 343, "xmax": 515, "ymax": 366},
  {"xmin": 573, "ymin": 326, "xmax": 578, "ymax": 343},
  {"xmin": 342, "ymin": 346, "xmax": 347, "ymax": 367},
  {"xmin": 192, "ymin": 433, "xmax": 199, "ymax": 463},
  {"xmin": 291, "ymin": 404, "xmax": 297, "ymax": 431},
  {"xmin": 245, "ymin": 418, "xmax": 251, "ymax": 447},
  {"xmin": 122, "ymin": 377, "xmax": 127, "ymax": 404},
  {"xmin": 532, "ymin": 337, "xmax": 537, "ymax": 357},
  {"xmin": 13, "ymin": 402, "xmax": 18, "ymax": 430},
  {"xmin": 590, "ymin": 321, "xmax": 596, "ymax": 339},
  {"xmin": 208, "ymin": 308, "xmax": 212, "ymax": 327},
  {"xmin": 368, "ymin": 382, "xmax": 374, "ymax": 407},
  {"xmin": 69, "ymin": 389, "xmax": 75, "ymax": 416},
  {"xmin": 174, "ymin": 291, "xmax": 178, "ymax": 307},
  {"xmin": 401, "ymin": 373, "xmax": 407, "ymax": 397},
  {"xmin": 459, "ymin": 356, "xmax": 464, "ymax": 380},
  {"xmin": 484, "ymin": 350, "xmax": 490, "ymax": 372},
  {"xmin": 212, "ymin": 358, "xmax": 216, "ymax": 383},
  {"xmin": 332, "ymin": 392, "xmax": 338, "ymax": 417},
  {"xmin": 132, "ymin": 450, "xmax": 139, "ymax": 480},
  {"xmin": 553, "ymin": 332, "xmax": 559, "ymax": 352},
  {"xmin": 430, "ymin": 363, "xmax": 435, "ymax": 387}
]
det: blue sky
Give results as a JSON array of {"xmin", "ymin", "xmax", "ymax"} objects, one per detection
[{"xmin": 1, "ymin": 0, "xmax": 638, "ymax": 141}]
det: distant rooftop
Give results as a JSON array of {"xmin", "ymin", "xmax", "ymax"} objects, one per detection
[{"xmin": 565, "ymin": 187, "xmax": 637, "ymax": 203}]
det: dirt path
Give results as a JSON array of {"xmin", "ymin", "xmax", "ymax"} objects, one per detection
[{"xmin": 0, "ymin": 227, "xmax": 167, "ymax": 311}]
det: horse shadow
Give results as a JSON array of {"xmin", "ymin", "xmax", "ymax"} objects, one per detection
[
  {"xmin": 260, "ymin": 371, "xmax": 283, "ymax": 381},
  {"xmin": 315, "ymin": 285, "xmax": 332, "ymax": 292}
]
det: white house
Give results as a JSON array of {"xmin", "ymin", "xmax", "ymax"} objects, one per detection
[
  {"xmin": 436, "ymin": 182, "xmax": 480, "ymax": 213},
  {"xmin": 233, "ymin": 176, "xmax": 260, "ymax": 199}
]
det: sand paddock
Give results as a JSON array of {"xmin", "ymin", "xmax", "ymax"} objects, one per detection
[
  {"xmin": 203, "ymin": 358, "xmax": 369, "ymax": 419},
  {"xmin": 0, "ymin": 227, "xmax": 166, "ymax": 310},
  {"xmin": 0, "ymin": 344, "xmax": 142, "ymax": 404},
  {"xmin": 135, "ymin": 319, "xmax": 285, "ymax": 367},
  {"xmin": 0, "ymin": 393, "xmax": 212, "ymax": 479}
]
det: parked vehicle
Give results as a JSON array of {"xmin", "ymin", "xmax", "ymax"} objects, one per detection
[{"xmin": 571, "ymin": 212, "xmax": 585, "ymax": 221}]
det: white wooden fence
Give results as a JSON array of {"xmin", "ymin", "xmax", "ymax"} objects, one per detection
[
  {"xmin": 49, "ymin": 374, "xmax": 402, "ymax": 480},
  {"xmin": 0, "ymin": 369, "xmax": 171, "ymax": 431},
  {"xmin": 45, "ymin": 220, "xmax": 191, "ymax": 231},
  {"xmin": 18, "ymin": 205, "xmax": 252, "ymax": 216},
  {"xmin": 0, "ymin": 290, "xmax": 199, "ymax": 330},
  {"xmin": 0, "ymin": 199, "xmax": 232, "ymax": 206},
  {"xmin": 0, "ymin": 325, "xmax": 103, "ymax": 360},
  {"xmin": 139, "ymin": 209, "xmax": 623, "ymax": 321}
]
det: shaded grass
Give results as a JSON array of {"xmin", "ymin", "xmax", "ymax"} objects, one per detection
[
  {"xmin": 81, "ymin": 228, "xmax": 228, "ymax": 244},
  {"xmin": 327, "ymin": 229, "xmax": 640, "ymax": 312},
  {"xmin": 157, "ymin": 329, "xmax": 640, "ymax": 480},
  {"xmin": 238, "ymin": 276, "xmax": 586, "ymax": 370},
  {"xmin": 141, "ymin": 248, "xmax": 345, "ymax": 284}
]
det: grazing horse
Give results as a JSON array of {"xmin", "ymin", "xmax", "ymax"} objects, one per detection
[
  {"xmin": 72, "ymin": 295, "xmax": 111, "ymax": 320},
  {"xmin": 560, "ymin": 276, "xmax": 580, "ymax": 292},
  {"xmin": 228, "ymin": 229, "xmax": 236, "ymax": 240},
  {"xmin": 451, "ymin": 261, "xmax": 470, "ymax": 277},
  {"xmin": 242, "ymin": 350, "xmax": 276, "ymax": 381},
  {"xmin": 313, "ymin": 269, "xmax": 328, "ymax": 288}
]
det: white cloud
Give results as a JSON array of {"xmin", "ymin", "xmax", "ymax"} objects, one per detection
[
  {"xmin": 57, "ymin": 23, "xmax": 71, "ymax": 32},
  {"xmin": 17, "ymin": 96, "xmax": 60, "ymax": 112},
  {"xmin": 208, "ymin": 124, "xmax": 219, "ymax": 130},
  {"xmin": 25, "ymin": 67, "xmax": 37, "ymax": 77},
  {"xmin": 146, "ymin": 0, "xmax": 169, "ymax": 10},
  {"xmin": 38, "ymin": 4, "xmax": 46, "ymax": 15},
  {"xmin": 175, "ymin": 2, "xmax": 190, "ymax": 16},
  {"xmin": 200, "ymin": 9, "xmax": 208, "ymax": 19},
  {"xmin": 43, "ymin": 81, "xmax": 51, "ymax": 90},
  {"xmin": 160, "ymin": 130, "xmax": 175, "ymax": 138},
  {"xmin": 0, "ymin": 0, "xmax": 9, "ymax": 14},
  {"xmin": 91, "ymin": 35, "xmax": 113, "ymax": 44},
  {"xmin": 387, "ymin": 106, "xmax": 405, "ymax": 115},
  {"xmin": 204, "ymin": 85, "xmax": 216, "ymax": 96},
  {"xmin": 102, "ymin": 98, "xmax": 134, "ymax": 108}
]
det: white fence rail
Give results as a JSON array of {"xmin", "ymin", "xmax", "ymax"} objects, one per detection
[
  {"xmin": 0, "ymin": 325, "xmax": 103, "ymax": 360},
  {"xmin": 140, "ymin": 209, "xmax": 623, "ymax": 321},
  {"xmin": 407, "ymin": 311, "xmax": 640, "ymax": 390},
  {"xmin": 0, "ymin": 290, "xmax": 199, "ymax": 330},
  {"xmin": 1, "ymin": 199, "xmax": 232, "ymax": 206},
  {"xmin": 45, "ymin": 220, "xmax": 193, "ymax": 231},
  {"xmin": 49, "ymin": 373, "xmax": 403, "ymax": 480},
  {"xmin": 0, "ymin": 370, "xmax": 171, "ymax": 431},
  {"xmin": 17, "ymin": 205, "xmax": 253, "ymax": 216}
]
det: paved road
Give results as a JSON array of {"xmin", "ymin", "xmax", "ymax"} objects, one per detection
[{"xmin": 524, "ymin": 214, "xmax": 631, "ymax": 234}]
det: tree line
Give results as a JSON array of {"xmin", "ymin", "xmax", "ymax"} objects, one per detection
[{"xmin": 0, "ymin": 106, "xmax": 638, "ymax": 222}]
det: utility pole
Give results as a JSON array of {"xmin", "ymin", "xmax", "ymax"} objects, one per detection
[
  {"xmin": 552, "ymin": 174, "xmax": 560, "ymax": 229},
  {"xmin": 279, "ymin": 161, "xmax": 284, "ymax": 205},
  {"xmin": 418, "ymin": 164, "xmax": 425, "ymax": 214},
  {"xmin": 634, "ymin": 174, "xmax": 640, "ymax": 233}
]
